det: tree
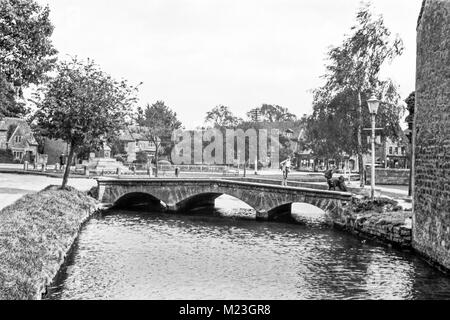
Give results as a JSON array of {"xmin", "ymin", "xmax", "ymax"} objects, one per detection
[
  {"xmin": 135, "ymin": 151, "xmax": 149, "ymax": 164},
  {"xmin": 35, "ymin": 58, "xmax": 138, "ymax": 189},
  {"xmin": 315, "ymin": 2, "xmax": 404, "ymax": 186},
  {"xmin": 405, "ymin": 91, "xmax": 415, "ymax": 197},
  {"xmin": 0, "ymin": 0, "xmax": 57, "ymax": 117},
  {"xmin": 205, "ymin": 105, "xmax": 242, "ymax": 128},
  {"xmin": 135, "ymin": 101, "xmax": 182, "ymax": 177},
  {"xmin": 247, "ymin": 104, "xmax": 297, "ymax": 122},
  {"xmin": 0, "ymin": 74, "xmax": 28, "ymax": 117},
  {"xmin": 405, "ymin": 91, "xmax": 415, "ymax": 144}
]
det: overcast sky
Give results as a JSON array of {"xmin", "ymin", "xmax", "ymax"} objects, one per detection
[{"xmin": 36, "ymin": 0, "xmax": 423, "ymax": 129}]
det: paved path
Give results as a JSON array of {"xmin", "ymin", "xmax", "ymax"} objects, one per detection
[{"xmin": 0, "ymin": 173, "xmax": 96, "ymax": 211}]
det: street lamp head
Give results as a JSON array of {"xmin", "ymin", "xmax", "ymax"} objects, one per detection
[{"xmin": 367, "ymin": 95, "xmax": 380, "ymax": 115}]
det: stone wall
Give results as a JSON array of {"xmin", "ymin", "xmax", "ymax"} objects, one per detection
[
  {"xmin": 366, "ymin": 169, "xmax": 410, "ymax": 186},
  {"xmin": 414, "ymin": 0, "xmax": 450, "ymax": 270},
  {"xmin": 335, "ymin": 213, "xmax": 412, "ymax": 249}
]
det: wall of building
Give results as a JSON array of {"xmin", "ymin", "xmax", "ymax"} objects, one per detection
[{"xmin": 414, "ymin": 0, "xmax": 450, "ymax": 270}]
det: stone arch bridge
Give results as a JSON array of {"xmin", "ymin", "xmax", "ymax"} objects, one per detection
[{"xmin": 97, "ymin": 178, "xmax": 353, "ymax": 223}]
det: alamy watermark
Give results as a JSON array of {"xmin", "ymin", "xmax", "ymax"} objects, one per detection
[{"xmin": 171, "ymin": 128, "xmax": 281, "ymax": 169}]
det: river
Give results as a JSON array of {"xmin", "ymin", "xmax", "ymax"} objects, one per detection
[{"xmin": 45, "ymin": 197, "xmax": 450, "ymax": 300}]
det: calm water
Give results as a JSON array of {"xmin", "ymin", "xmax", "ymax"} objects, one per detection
[{"xmin": 46, "ymin": 198, "xmax": 450, "ymax": 300}]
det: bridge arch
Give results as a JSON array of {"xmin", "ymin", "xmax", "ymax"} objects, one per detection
[
  {"xmin": 113, "ymin": 192, "xmax": 167, "ymax": 212},
  {"xmin": 268, "ymin": 202, "xmax": 329, "ymax": 224}
]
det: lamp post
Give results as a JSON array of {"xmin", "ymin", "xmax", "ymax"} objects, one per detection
[{"xmin": 367, "ymin": 95, "xmax": 380, "ymax": 202}]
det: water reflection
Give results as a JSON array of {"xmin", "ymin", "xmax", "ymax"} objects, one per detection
[{"xmin": 46, "ymin": 208, "xmax": 450, "ymax": 300}]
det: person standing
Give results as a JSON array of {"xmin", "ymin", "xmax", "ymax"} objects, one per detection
[
  {"xmin": 59, "ymin": 153, "xmax": 65, "ymax": 172},
  {"xmin": 280, "ymin": 156, "xmax": 292, "ymax": 186},
  {"xmin": 324, "ymin": 166, "xmax": 338, "ymax": 190}
]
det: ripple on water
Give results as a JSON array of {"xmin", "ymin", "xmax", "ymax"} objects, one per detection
[{"xmin": 46, "ymin": 211, "xmax": 450, "ymax": 300}]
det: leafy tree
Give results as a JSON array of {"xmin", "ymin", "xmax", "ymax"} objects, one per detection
[
  {"xmin": 0, "ymin": 0, "xmax": 57, "ymax": 117},
  {"xmin": 247, "ymin": 104, "xmax": 297, "ymax": 122},
  {"xmin": 306, "ymin": 82, "xmax": 404, "ymax": 161},
  {"xmin": 313, "ymin": 2, "xmax": 404, "ymax": 185},
  {"xmin": 205, "ymin": 105, "xmax": 242, "ymax": 128},
  {"xmin": 135, "ymin": 151, "xmax": 149, "ymax": 164},
  {"xmin": 35, "ymin": 57, "xmax": 138, "ymax": 189},
  {"xmin": 135, "ymin": 101, "xmax": 182, "ymax": 177},
  {"xmin": 0, "ymin": 74, "xmax": 28, "ymax": 117},
  {"xmin": 110, "ymin": 137, "xmax": 126, "ymax": 156}
]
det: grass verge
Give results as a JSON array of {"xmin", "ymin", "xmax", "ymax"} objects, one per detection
[{"xmin": 0, "ymin": 186, "xmax": 99, "ymax": 300}]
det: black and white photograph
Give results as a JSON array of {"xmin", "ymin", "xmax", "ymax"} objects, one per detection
[{"xmin": 0, "ymin": 0, "xmax": 449, "ymax": 308}]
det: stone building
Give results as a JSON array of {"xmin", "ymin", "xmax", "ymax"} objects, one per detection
[
  {"xmin": 0, "ymin": 117, "xmax": 38, "ymax": 161},
  {"xmin": 414, "ymin": 0, "xmax": 450, "ymax": 270},
  {"xmin": 118, "ymin": 126, "xmax": 157, "ymax": 163}
]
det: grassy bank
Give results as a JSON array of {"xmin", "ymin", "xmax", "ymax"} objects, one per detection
[{"xmin": 0, "ymin": 186, "xmax": 99, "ymax": 300}]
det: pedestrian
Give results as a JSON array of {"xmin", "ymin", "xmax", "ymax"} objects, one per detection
[
  {"xmin": 175, "ymin": 166, "xmax": 180, "ymax": 178},
  {"xmin": 59, "ymin": 153, "xmax": 65, "ymax": 172},
  {"xmin": 324, "ymin": 166, "xmax": 338, "ymax": 190},
  {"xmin": 280, "ymin": 156, "xmax": 292, "ymax": 186}
]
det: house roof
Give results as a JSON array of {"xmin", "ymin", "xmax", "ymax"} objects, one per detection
[
  {"xmin": 0, "ymin": 117, "xmax": 27, "ymax": 131},
  {"xmin": 118, "ymin": 126, "xmax": 157, "ymax": 142},
  {"xmin": 2, "ymin": 117, "xmax": 38, "ymax": 146}
]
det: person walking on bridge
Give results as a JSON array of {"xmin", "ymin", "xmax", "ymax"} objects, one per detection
[{"xmin": 280, "ymin": 156, "xmax": 292, "ymax": 186}]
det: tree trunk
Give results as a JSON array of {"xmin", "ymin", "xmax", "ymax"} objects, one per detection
[
  {"xmin": 61, "ymin": 143, "xmax": 75, "ymax": 190},
  {"xmin": 357, "ymin": 91, "xmax": 365, "ymax": 187}
]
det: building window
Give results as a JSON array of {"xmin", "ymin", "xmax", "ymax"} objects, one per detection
[
  {"xmin": 402, "ymin": 147, "xmax": 406, "ymax": 155},
  {"xmin": 13, "ymin": 151, "xmax": 23, "ymax": 160},
  {"xmin": 15, "ymin": 136, "xmax": 22, "ymax": 143},
  {"xmin": 389, "ymin": 147, "xmax": 393, "ymax": 155},
  {"xmin": 395, "ymin": 147, "xmax": 399, "ymax": 155}
]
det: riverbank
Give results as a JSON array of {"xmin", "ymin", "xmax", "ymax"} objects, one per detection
[
  {"xmin": 0, "ymin": 186, "xmax": 100, "ymax": 300},
  {"xmin": 335, "ymin": 197, "xmax": 413, "ymax": 249}
]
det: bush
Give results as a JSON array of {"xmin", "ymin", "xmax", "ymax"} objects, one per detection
[
  {"xmin": 0, "ymin": 149, "xmax": 14, "ymax": 163},
  {"xmin": 87, "ymin": 186, "xmax": 99, "ymax": 199},
  {"xmin": 114, "ymin": 155, "xmax": 125, "ymax": 164},
  {"xmin": 352, "ymin": 196, "xmax": 402, "ymax": 214}
]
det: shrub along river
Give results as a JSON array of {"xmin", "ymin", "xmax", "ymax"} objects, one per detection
[{"xmin": 45, "ymin": 196, "xmax": 450, "ymax": 300}]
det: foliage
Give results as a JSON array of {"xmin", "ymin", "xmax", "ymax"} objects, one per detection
[
  {"xmin": 0, "ymin": 74, "xmax": 28, "ymax": 117},
  {"xmin": 0, "ymin": 0, "xmax": 57, "ymax": 117},
  {"xmin": 110, "ymin": 136, "xmax": 126, "ymax": 156},
  {"xmin": 134, "ymin": 151, "xmax": 149, "ymax": 164},
  {"xmin": 205, "ymin": 105, "xmax": 243, "ymax": 128},
  {"xmin": 135, "ymin": 101, "xmax": 182, "ymax": 176},
  {"xmin": 352, "ymin": 196, "xmax": 402, "ymax": 214},
  {"xmin": 305, "ymin": 3, "xmax": 404, "ymax": 184},
  {"xmin": 404, "ymin": 91, "xmax": 415, "ymax": 144},
  {"xmin": 305, "ymin": 84, "xmax": 404, "ymax": 159},
  {"xmin": 247, "ymin": 104, "xmax": 297, "ymax": 122},
  {"xmin": 0, "ymin": 149, "xmax": 14, "ymax": 163},
  {"xmin": 35, "ymin": 57, "xmax": 139, "ymax": 188},
  {"xmin": 114, "ymin": 155, "xmax": 126, "ymax": 164}
]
